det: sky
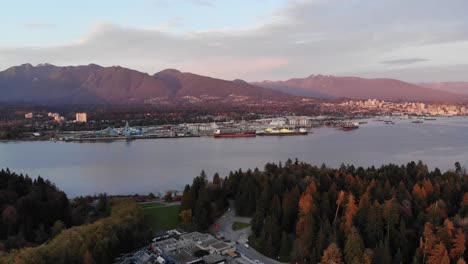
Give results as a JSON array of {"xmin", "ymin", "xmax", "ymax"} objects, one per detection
[{"xmin": 1, "ymin": 0, "xmax": 468, "ymax": 82}]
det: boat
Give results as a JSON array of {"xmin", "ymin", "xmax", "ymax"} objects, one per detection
[
  {"xmin": 411, "ymin": 120, "xmax": 424, "ymax": 124},
  {"xmin": 342, "ymin": 122, "xmax": 359, "ymax": 131},
  {"xmin": 358, "ymin": 121, "xmax": 368, "ymax": 124},
  {"xmin": 424, "ymin": 117, "xmax": 437, "ymax": 121},
  {"xmin": 257, "ymin": 128, "xmax": 308, "ymax": 136},
  {"xmin": 213, "ymin": 129, "xmax": 256, "ymax": 138}
]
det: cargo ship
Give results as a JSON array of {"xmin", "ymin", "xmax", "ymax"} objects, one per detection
[
  {"xmin": 256, "ymin": 128, "xmax": 308, "ymax": 136},
  {"xmin": 411, "ymin": 120, "xmax": 424, "ymax": 124},
  {"xmin": 213, "ymin": 129, "xmax": 256, "ymax": 138},
  {"xmin": 341, "ymin": 122, "xmax": 359, "ymax": 131}
]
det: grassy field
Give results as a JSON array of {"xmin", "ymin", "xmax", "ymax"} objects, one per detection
[
  {"xmin": 140, "ymin": 203, "xmax": 180, "ymax": 232},
  {"xmin": 232, "ymin": 221, "xmax": 250, "ymax": 231},
  {"xmin": 139, "ymin": 201, "xmax": 165, "ymax": 209}
]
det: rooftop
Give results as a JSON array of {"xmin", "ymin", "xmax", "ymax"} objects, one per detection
[{"xmin": 169, "ymin": 250, "xmax": 201, "ymax": 264}]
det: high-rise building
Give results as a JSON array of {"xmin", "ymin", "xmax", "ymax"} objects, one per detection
[
  {"xmin": 75, "ymin": 113, "xmax": 87, "ymax": 122},
  {"xmin": 54, "ymin": 115, "xmax": 64, "ymax": 122}
]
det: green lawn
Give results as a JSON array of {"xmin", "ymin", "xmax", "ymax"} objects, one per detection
[
  {"xmin": 232, "ymin": 221, "xmax": 250, "ymax": 231},
  {"xmin": 139, "ymin": 201, "xmax": 165, "ymax": 209},
  {"xmin": 140, "ymin": 204, "xmax": 180, "ymax": 232}
]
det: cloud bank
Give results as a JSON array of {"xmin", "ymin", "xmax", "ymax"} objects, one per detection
[{"xmin": 1, "ymin": 0, "xmax": 468, "ymax": 82}]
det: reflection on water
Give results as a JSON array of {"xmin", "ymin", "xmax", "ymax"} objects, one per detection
[{"xmin": 1, "ymin": 117, "xmax": 467, "ymax": 197}]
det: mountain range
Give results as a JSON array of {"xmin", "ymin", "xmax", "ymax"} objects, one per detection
[
  {"xmin": 0, "ymin": 63, "xmax": 466, "ymax": 105},
  {"xmin": 417, "ymin": 82, "xmax": 468, "ymax": 95},
  {"xmin": 253, "ymin": 75, "xmax": 466, "ymax": 102},
  {"xmin": 0, "ymin": 64, "xmax": 288, "ymax": 105}
]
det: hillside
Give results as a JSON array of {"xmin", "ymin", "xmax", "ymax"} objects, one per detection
[
  {"xmin": 0, "ymin": 64, "xmax": 290, "ymax": 105},
  {"xmin": 418, "ymin": 82, "xmax": 468, "ymax": 95},
  {"xmin": 254, "ymin": 74, "xmax": 466, "ymax": 102}
]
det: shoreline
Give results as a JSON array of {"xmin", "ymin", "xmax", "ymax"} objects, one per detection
[{"xmin": 1, "ymin": 115, "xmax": 465, "ymax": 144}]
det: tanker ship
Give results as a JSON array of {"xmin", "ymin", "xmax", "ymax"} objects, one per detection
[
  {"xmin": 213, "ymin": 129, "xmax": 256, "ymax": 138},
  {"xmin": 256, "ymin": 128, "xmax": 308, "ymax": 136}
]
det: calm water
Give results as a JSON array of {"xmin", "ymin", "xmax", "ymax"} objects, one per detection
[{"xmin": 1, "ymin": 117, "xmax": 468, "ymax": 197}]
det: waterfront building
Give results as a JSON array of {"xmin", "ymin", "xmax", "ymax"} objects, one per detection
[
  {"xmin": 187, "ymin": 122, "xmax": 218, "ymax": 132},
  {"xmin": 288, "ymin": 116, "xmax": 312, "ymax": 127}
]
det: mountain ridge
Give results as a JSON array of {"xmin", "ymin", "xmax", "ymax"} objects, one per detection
[
  {"xmin": 1, "ymin": 63, "xmax": 466, "ymax": 105},
  {"xmin": 0, "ymin": 63, "xmax": 290, "ymax": 105},
  {"xmin": 253, "ymin": 74, "xmax": 466, "ymax": 102},
  {"xmin": 417, "ymin": 82, "xmax": 468, "ymax": 95}
]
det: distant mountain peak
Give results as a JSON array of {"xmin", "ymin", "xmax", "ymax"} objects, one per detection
[
  {"xmin": 36, "ymin": 63, "xmax": 55, "ymax": 67},
  {"xmin": 20, "ymin": 63, "xmax": 34, "ymax": 68},
  {"xmin": 87, "ymin": 63, "xmax": 102, "ymax": 68},
  {"xmin": 232, "ymin": 79, "xmax": 249, "ymax": 85},
  {"xmin": 157, "ymin": 69, "xmax": 182, "ymax": 75}
]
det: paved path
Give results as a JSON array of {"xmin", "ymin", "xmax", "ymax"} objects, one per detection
[{"xmin": 213, "ymin": 203, "xmax": 284, "ymax": 264}]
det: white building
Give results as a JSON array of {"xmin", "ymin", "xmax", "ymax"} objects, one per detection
[
  {"xmin": 75, "ymin": 113, "xmax": 87, "ymax": 122},
  {"xmin": 288, "ymin": 116, "xmax": 312, "ymax": 127},
  {"xmin": 25, "ymin": 112, "xmax": 33, "ymax": 119},
  {"xmin": 186, "ymin": 122, "xmax": 218, "ymax": 132}
]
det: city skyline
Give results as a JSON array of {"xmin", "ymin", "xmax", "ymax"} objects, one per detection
[{"xmin": 2, "ymin": 0, "xmax": 468, "ymax": 82}]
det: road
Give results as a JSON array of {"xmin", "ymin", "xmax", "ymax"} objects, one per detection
[{"xmin": 213, "ymin": 204, "xmax": 284, "ymax": 264}]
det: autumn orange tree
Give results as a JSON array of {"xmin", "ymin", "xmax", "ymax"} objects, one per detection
[
  {"xmin": 182, "ymin": 160, "xmax": 468, "ymax": 263},
  {"xmin": 427, "ymin": 242, "xmax": 450, "ymax": 264},
  {"xmin": 450, "ymin": 228, "xmax": 466, "ymax": 261},
  {"xmin": 320, "ymin": 243, "xmax": 344, "ymax": 264}
]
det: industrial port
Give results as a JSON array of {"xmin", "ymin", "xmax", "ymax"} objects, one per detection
[
  {"xmin": 53, "ymin": 116, "xmax": 336, "ymax": 142},
  {"xmin": 18, "ymin": 112, "xmax": 453, "ymax": 143}
]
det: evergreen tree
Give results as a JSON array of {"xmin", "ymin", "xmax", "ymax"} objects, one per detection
[
  {"xmin": 365, "ymin": 201, "xmax": 383, "ymax": 247},
  {"xmin": 344, "ymin": 226, "xmax": 365, "ymax": 264},
  {"xmin": 234, "ymin": 173, "xmax": 258, "ymax": 216},
  {"xmin": 180, "ymin": 184, "xmax": 193, "ymax": 211},
  {"xmin": 271, "ymin": 195, "xmax": 282, "ymax": 223},
  {"xmin": 212, "ymin": 173, "xmax": 221, "ymax": 185},
  {"xmin": 281, "ymin": 187, "xmax": 300, "ymax": 232},
  {"xmin": 372, "ymin": 241, "xmax": 392, "ymax": 264},
  {"xmin": 278, "ymin": 232, "xmax": 291, "ymax": 260},
  {"xmin": 382, "ymin": 198, "xmax": 399, "ymax": 241},
  {"xmin": 193, "ymin": 189, "xmax": 212, "ymax": 230}
]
